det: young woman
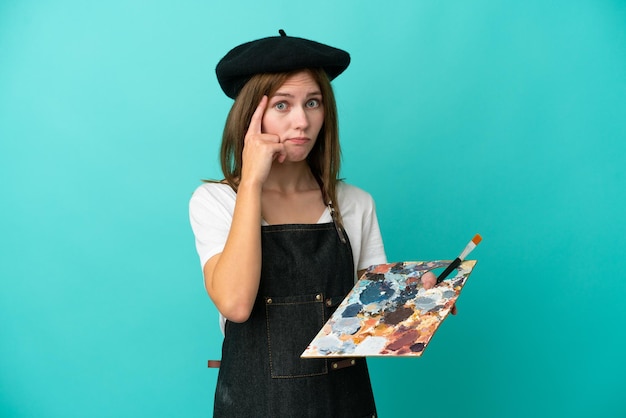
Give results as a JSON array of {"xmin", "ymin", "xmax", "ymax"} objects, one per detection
[{"xmin": 190, "ymin": 31, "xmax": 435, "ymax": 417}]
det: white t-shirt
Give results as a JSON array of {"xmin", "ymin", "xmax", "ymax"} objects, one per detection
[{"xmin": 189, "ymin": 181, "xmax": 388, "ymax": 330}]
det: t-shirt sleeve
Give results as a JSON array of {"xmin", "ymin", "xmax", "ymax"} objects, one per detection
[
  {"xmin": 188, "ymin": 183, "xmax": 236, "ymax": 269},
  {"xmin": 337, "ymin": 183, "xmax": 387, "ymax": 276},
  {"xmin": 357, "ymin": 196, "xmax": 387, "ymax": 271}
]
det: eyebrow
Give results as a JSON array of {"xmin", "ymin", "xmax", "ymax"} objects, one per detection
[{"xmin": 272, "ymin": 91, "xmax": 322, "ymax": 98}]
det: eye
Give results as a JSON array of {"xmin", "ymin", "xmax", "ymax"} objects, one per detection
[
  {"xmin": 274, "ymin": 102, "xmax": 288, "ymax": 111},
  {"xmin": 306, "ymin": 99, "xmax": 321, "ymax": 108}
]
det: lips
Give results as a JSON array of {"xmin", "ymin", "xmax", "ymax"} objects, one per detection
[{"xmin": 285, "ymin": 137, "xmax": 310, "ymax": 144}]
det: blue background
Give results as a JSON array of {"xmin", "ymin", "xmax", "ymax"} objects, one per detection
[{"xmin": 1, "ymin": 1, "xmax": 625, "ymax": 417}]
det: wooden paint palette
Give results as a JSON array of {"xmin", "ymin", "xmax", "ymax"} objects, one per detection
[{"xmin": 301, "ymin": 260, "xmax": 477, "ymax": 358}]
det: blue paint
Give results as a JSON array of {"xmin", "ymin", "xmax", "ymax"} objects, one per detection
[
  {"xmin": 389, "ymin": 262, "xmax": 411, "ymax": 274},
  {"xmin": 396, "ymin": 285, "xmax": 418, "ymax": 305},
  {"xmin": 342, "ymin": 302, "xmax": 363, "ymax": 318},
  {"xmin": 414, "ymin": 296, "xmax": 436, "ymax": 311},
  {"xmin": 316, "ymin": 335, "xmax": 342, "ymax": 355},
  {"xmin": 332, "ymin": 317, "xmax": 362, "ymax": 335},
  {"xmin": 359, "ymin": 280, "xmax": 395, "ymax": 305}
]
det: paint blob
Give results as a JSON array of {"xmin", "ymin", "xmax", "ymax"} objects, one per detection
[
  {"xmin": 386, "ymin": 329, "xmax": 420, "ymax": 352},
  {"xmin": 383, "ymin": 306, "xmax": 414, "ymax": 325},
  {"xmin": 331, "ymin": 317, "xmax": 362, "ymax": 335},
  {"xmin": 359, "ymin": 280, "xmax": 395, "ymax": 305},
  {"xmin": 342, "ymin": 303, "xmax": 363, "ymax": 318}
]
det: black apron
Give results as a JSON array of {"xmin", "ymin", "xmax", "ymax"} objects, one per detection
[{"xmin": 213, "ymin": 222, "xmax": 377, "ymax": 417}]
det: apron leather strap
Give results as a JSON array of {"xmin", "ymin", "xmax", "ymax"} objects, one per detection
[{"xmin": 207, "ymin": 360, "xmax": 221, "ymax": 368}]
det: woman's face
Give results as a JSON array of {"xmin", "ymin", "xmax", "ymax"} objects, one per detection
[{"xmin": 262, "ymin": 71, "xmax": 324, "ymax": 163}]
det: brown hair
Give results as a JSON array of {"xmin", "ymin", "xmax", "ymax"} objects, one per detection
[{"xmin": 218, "ymin": 68, "xmax": 344, "ymax": 220}]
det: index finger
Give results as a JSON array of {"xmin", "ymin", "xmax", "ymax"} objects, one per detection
[{"xmin": 247, "ymin": 95, "xmax": 268, "ymax": 135}]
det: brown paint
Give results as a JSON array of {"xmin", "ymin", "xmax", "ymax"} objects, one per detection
[
  {"xmin": 383, "ymin": 306, "xmax": 414, "ymax": 325},
  {"xmin": 386, "ymin": 329, "xmax": 420, "ymax": 351}
]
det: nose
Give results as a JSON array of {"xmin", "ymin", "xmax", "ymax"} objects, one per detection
[{"xmin": 291, "ymin": 105, "xmax": 309, "ymax": 130}]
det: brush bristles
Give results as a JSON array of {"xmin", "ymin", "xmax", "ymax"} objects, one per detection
[{"xmin": 459, "ymin": 234, "xmax": 482, "ymax": 260}]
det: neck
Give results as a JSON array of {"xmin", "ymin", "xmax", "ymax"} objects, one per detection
[{"xmin": 263, "ymin": 161, "xmax": 319, "ymax": 193}]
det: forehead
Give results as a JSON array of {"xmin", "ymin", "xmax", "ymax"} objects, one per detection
[{"xmin": 274, "ymin": 71, "xmax": 321, "ymax": 94}]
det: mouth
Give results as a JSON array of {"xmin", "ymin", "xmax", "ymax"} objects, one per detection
[{"xmin": 285, "ymin": 137, "xmax": 310, "ymax": 144}]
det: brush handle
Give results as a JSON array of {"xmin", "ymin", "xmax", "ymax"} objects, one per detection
[{"xmin": 436, "ymin": 258, "xmax": 461, "ymax": 284}]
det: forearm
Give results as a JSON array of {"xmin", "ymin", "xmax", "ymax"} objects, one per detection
[{"xmin": 205, "ymin": 181, "xmax": 263, "ymax": 322}]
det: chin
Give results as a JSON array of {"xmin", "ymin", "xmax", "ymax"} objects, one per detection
[{"xmin": 285, "ymin": 151, "xmax": 312, "ymax": 163}]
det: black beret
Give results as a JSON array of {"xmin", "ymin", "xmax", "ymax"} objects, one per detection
[{"xmin": 216, "ymin": 30, "xmax": 351, "ymax": 99}]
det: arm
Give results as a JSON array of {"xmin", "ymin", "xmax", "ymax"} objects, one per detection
[
  {"xmin": 203, "ymin": 96, "xmax": 286, "ymax": 323},
  {"xmin": 203, "ymin": 182, "xmax": 263, "ymax": 323}
]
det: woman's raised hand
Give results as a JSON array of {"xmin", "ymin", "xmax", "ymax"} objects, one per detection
[{"xmin": 240, "ymin": 96, "xmax": 286, "ymax": 187}]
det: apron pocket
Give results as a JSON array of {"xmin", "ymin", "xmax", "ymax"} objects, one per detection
[{"xmin": 264, "ymin": 293, "xmax": 327, "ymax": 378}]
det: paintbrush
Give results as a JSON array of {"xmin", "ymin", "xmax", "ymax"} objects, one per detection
[{"xmin": 436, "ymin": 234, "xmax": 482, "ymax": 284}]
